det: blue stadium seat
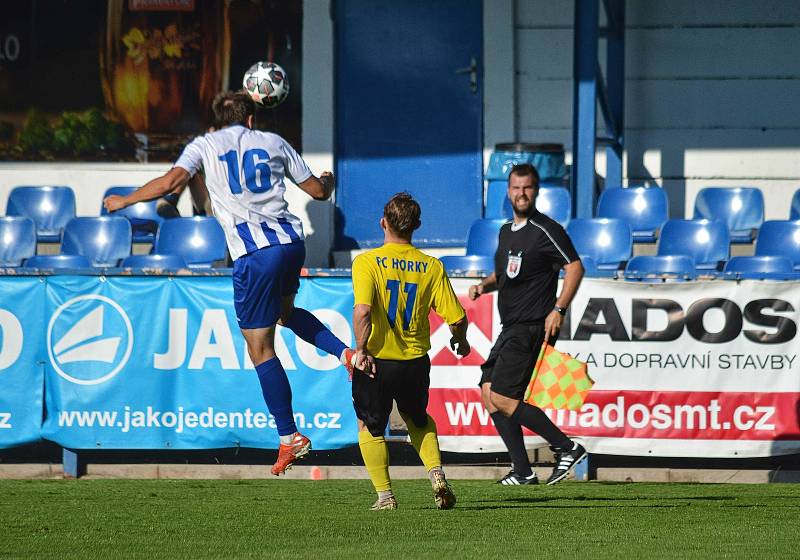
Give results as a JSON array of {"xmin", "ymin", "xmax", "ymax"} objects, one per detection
[
  {"xmin": 23, "ymin": 254, "xmax": 92, "ymax": 269},
  {"xmin": 566, "ymin": 218, "xmax": 632, "ymax": 274},
  {"xmin": 790, "ymin": 189, "xmax": 800, "ymax": 220},
  {"xmin": 597, "ymin": 186, "xmax": 668, "ymax": 242},
  {"xmin": 754, "ymin": 220, "xmax": 800, "ymax": 270},
  {"xmin": 657, "ymin": 219, "xmax": 729, "ymax": 271},
  {"xmin": 122, "ymin": 254, "xmax": 188, "ymax": 269},
  {"xmin": 485, "ymin": 151, "xmax": 534, "ymax": 181},
  {"xmin": 535, "ymin": 186, "xmax": 571, "ymax": 226},
  {"xmin": 440, "ymin": 254, "xmax": 493, "ymax": 274},
  {"xmin": 560, "ymin": 254, "xmax": 598, "ymax": 278},
  {"xmin": 624, "ymin": 255, "xmax": 695, "ymax": 282},
  {"xmin": 0, "ymin": 217, "xmax": 37, "ymax": 267},
  {"xmin": 485, "ymin": 180, "xmax": 509, "ymax": 219},
  {"xmin": 101, "ymin": 186, "xmax": 164, "ymax": 243},
  {"xmin": 724, "ymin": 256, "xmax": 795, "ymax": 279},
  {"xmin": 6, "ymin": 185, "xmax": 76, "ymax": 242},
  {"xmin": 61, "ymin": 217, "xmax": 132, "ymax": 267},
  {"xmin": 693, "ymin": 187, "xmax": 764, "ymax": 243},
  {"xmin": 465, "ymin": 219, "xmax": 507, "ymax": 257},
  {"xmin": 578, "ymin": 255, "xmax": 598, "ymax": 277},
  {"xmin": 154, "ymin": 217, "xmax": 227, "ymax": 268}
]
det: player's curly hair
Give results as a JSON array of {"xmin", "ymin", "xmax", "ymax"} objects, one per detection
[
  {"xmin": 212, "ymin": 90, "xmax": 256, "ymax": 128},
  {"xmin": 383, "ymin": 192, "xmax": 421, "ymax": 238},
  {"xmin": 508, "ymin": 163, "xmax": 540, "ymax": 187}
]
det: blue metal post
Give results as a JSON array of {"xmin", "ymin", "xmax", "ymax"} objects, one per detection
[
  {"xmin": 573, "ymin": 453, "xmax": 593, "ymax": 481},
  {"xmin": 571, "ymin": 0, "xmax": 599, "ymax": 218},
  {"xmin": 62, "ymin": 448, "xmax": 85, "ymax": 478},
  {"xmin": 604, "ymin": 0, "xmax": 625, "ymax": 189}
]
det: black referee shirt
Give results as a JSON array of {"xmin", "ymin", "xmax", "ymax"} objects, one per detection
[{"xmin": 493, "ymin": 210, "xmax": 580, "ymax": 326}]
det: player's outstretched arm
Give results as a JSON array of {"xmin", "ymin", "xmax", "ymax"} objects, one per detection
[
  {"xmin": 297, "ymin": 172, "xmax": 335, "ymax": 201},
  {"xmin": 104, "ymin": 167, "xmax": 191, "ymax": 212}
]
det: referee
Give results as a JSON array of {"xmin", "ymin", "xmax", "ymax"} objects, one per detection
[{"xmin": 469, "ymin": 163, "xmax": 586, "ymax": 485}]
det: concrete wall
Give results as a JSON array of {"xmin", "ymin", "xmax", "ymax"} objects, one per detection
[{"xmin": 515, "ymin": 0, "xmax": 800, "ymax": 219}]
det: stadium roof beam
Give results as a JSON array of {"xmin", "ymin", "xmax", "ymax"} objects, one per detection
[{"xmin": 571, "ymin": 0, "xmax": 625, "ymax": 218}]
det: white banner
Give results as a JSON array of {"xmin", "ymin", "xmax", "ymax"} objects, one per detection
[{"xmin": 427, "ymin": 279, "xmax": 800, "ymax": 458}]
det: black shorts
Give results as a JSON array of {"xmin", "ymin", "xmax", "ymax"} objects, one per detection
[
  {"xmin": 352, "ymin": 355, "xmax": 431, "ymax": 437},
  {"xmin": 479, "ymin": 323, "xmax": 547, "ymax": 400}
]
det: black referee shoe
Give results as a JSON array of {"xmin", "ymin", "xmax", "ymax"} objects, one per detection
[
  {"xmin": 545, "ymin": 442, "xmax": 587, "ymax": 485},
  {"xmin": 496, "ymin": 470, "xmax": 539, "ymax": 485}
]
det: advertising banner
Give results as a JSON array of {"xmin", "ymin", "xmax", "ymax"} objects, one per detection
[
  {"xmin": 41, "ymin": 276, "xmax": 358, "ymax": 450},
  {"xmin": 430, "ymin": 279, "xmax": 800, "ymax": 458},
  {"xmin": 0, "ymin": 277, "xmax": 46, "ymax": 448},
  {"xmin": 3, "ymin": 273, "xmax": 799, "ymax": 457}
]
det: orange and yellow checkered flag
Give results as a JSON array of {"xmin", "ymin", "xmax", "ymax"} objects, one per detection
[{"xmin": 524, "ymin": 343, "xmax": 593, "ymax": 411}]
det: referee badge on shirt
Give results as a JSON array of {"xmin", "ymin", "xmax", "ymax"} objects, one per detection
[{"xmin": 506, "ymin": 251, "xmax": 523, "ymax": 278}]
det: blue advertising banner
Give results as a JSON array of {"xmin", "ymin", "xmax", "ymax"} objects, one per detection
[
  {"xmin": 41, "ymin": 276, "xmax": 359, "ymax": 450},
  {"xmin": 0, "ymin": 277, "xmax": 45, "ymax": 448}
]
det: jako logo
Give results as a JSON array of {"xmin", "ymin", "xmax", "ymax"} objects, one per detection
[{"xmin": 47, "ymin": 294, "xmax": 134, "ymax": 385}]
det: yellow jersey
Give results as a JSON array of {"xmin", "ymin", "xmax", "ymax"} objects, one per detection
[{"xmin": 352, "ymin": 243, "xmax": 465, "ymax": 360}]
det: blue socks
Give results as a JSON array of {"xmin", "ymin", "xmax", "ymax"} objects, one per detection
[
  {"xmin": 285, "ymin": 307, "xmax": 348, "ymax": 359},
  {"xmin": 255, "ymin": 357, "xmax": 296, "ymax": 436},
  {"xmin": 254, "ymin": 308, "xmax": 348, "ymax": 438}
]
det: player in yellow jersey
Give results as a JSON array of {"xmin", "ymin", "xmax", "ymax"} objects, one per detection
[{"xmin": 351, "ymin": 192, "xmax": 471, "ymax": 511}]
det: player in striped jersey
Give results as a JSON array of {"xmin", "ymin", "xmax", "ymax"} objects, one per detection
[{"xmin": 104, "ymin": 91, "xmax": 355, "ymax": 475}]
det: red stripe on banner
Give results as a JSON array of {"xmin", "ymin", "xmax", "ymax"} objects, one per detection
[{"xmin": 428, "ymin": 389, "xmax": 800, "ymax": 441}]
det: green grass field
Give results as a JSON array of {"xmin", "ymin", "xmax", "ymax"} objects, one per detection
[{"xmin": 1, "ymin": 479, "xmax": 798, "ymax": 559}]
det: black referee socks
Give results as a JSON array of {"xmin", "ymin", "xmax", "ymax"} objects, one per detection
[
  {"xmin": 510, "ymin": 402, "xmax": 572, "ymax": 451},
  {"xmin": 490, "ymin": 411, "xmax": 533, "ymax": 477}
]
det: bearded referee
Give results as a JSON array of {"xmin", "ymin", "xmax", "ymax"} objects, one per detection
[
  {"xmin": 351, "ymin": 193, "xmax": 470, "ymax": 511},
  {"xmin": 469, "ymin": 163, "xmax": 586, "ymax": 485}
]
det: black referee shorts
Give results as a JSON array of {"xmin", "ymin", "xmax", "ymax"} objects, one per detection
[
  {"xmin": 352, "ymin": 355, "xmax": 431, "ymax": 437},
  {"xmin": 479, "ymin": 323, "xmax": 547, "ymax": 400}
]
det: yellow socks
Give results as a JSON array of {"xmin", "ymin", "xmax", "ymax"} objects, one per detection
[
  {"xmin": 358, "ymin": 430, "xmax": 391, "ymax": 492},
  {"xmin": 401, "ymin": 413, "xmax": 442, "ymax": 472}
]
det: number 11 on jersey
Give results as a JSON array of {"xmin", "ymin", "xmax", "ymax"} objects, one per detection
[{"xmin": 385, "ymin": 280, "xmax": 418, "ymax": 330}]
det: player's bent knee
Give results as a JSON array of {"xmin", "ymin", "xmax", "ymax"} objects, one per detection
[
  {"xmin": 241, "ymin": 326, "xmax": 277, "ymax": 365},
  {"xmin": 277, "ymin": 309, "xmax": 293, "ymax": 326},
  {"xmin": 489, "ymin": 391, "xmax": 519, "ymax": 416},
  {"xmin": 481, "ymin": 383, "xmax": 498, "ymax": 412},
  {"xmin": 278, "ymin": 295, "xmax": 296, "ymax": 325}
]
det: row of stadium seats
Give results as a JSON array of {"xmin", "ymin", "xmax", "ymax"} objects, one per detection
[
  {"xmin": 441, "ymin": 217, "xmax": 800, "ymax": 275},
  {"xmin": 0, "ymin": 216, "xmax": 226, "ymax": 268},
  {"xmin": 4, "ymin": 185, "xmax": 170, "ymax": 242},
  {"xmin": 623, "ymin": 255, "xmax": 800, "ymax": 281},
  {"xmin": 487, "ymin": 184, "xmax": 800, "ymax": 243}
]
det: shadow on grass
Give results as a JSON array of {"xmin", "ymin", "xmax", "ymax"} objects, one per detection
[
  {"xmin": 457, "ymin": 494, "xmax": 748, "ymax": 511},
  {"xmin": 471, "ymin": 495, "xmax": 735, "ymax": 504},
  {"xmin": 458, "ymin": 503, "xmax": 683, "ymax": 511}
]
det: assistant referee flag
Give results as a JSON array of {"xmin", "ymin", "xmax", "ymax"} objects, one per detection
[{"xmin": 524, "ymin": 344, "xmax": 594, "ymax": 411}]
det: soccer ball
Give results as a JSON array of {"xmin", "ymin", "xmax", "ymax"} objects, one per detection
[{"xmin": 242, "ymin": 61, "xmax": 290, "ymax": 108}]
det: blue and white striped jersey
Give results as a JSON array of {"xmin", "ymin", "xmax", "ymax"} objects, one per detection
[{"xmin": 173, "ymin": 125, "xmax": 311, "ymax": 260}]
